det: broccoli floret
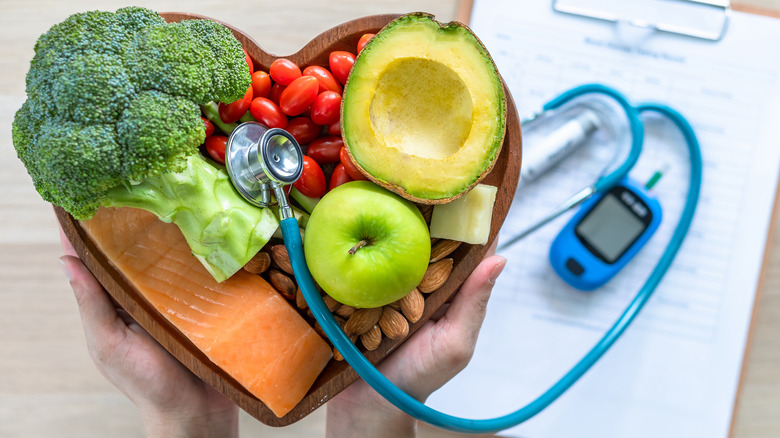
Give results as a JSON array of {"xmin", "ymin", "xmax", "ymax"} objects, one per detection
[
  {"xmin": 181, "ymin": 19, "xmax": 251, "ymax": 103},
  {"xmin": 54, "ymin": 53, "xmax": 136, "ymax": 125},
  {"xmin": 114, "ymin": 6, "xmax": 167, "ymax": 34},
  {"xmin": 12, "ymin": 7, "xmax": 271, "ymax": 282},
  {"xmin": 117, "ymin": 90, "xmax": 205, "ymax": 181},
  {"xmin": 35, "ymin": 123, "xmax": 123, "ymax": 219},
  {"xmin": 126, "ymin": 22, "xmax": 217, "ymax": 104}
]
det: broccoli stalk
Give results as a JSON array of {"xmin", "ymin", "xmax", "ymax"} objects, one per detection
[
  {"xmin": 105, "ymin": 154, "xmax": 277, "ymax": 281},
  {"xmin": 12, "ymin": 7, "xmax": 275, "ymax": 282},
  {"xmin": 201, "ymin": 101, "xmax": 240, "ymax": 135}
]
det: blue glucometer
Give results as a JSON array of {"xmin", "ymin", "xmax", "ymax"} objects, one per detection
[{"xmin": 550, "ymin": 177, "xmax": 662, "ymax": 290}]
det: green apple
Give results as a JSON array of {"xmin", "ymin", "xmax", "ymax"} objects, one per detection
[{"xmin": 304, "ymin": 181, "xmax": 431, "ymax": 308}]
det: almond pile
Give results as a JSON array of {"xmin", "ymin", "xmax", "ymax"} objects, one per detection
[{"xmin": 243, "ymin": 205, "xmax": 462, "ymax": 361}]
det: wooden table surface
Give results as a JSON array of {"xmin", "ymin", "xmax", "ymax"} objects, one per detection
[{"xmin": 1, "ymin": 1, "xmax": 778, "ymax": 437}]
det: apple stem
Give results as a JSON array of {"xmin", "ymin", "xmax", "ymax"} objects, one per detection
[{"xmin": 348, "ymin": 239, "xmax": 370, "ymax": 255}]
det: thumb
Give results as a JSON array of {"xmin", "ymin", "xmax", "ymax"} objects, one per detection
[
  {"xmin": 442, "ymin": 254, "xmax": 506, "ymax": 343},
  {"xmin": 59, "ymin": 227, "xmax": 77, "ymax": 257}
]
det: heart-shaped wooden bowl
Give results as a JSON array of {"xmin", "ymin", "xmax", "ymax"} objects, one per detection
[{"xmin": 56, "ymin": 12, "xmax": 522, "ymax": 426}]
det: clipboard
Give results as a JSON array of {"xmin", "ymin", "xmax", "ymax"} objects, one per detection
[
  {"xmin": 441, "ymin": 1, "xmax": 780, "ymax": 437},
  {"xmin": 457, "ymin": 0, "xmax": 780, "ymax": 27}
]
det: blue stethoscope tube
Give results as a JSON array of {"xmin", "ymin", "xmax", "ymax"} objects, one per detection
[
  {"xmin": 543, "ymin": 84, "xmax": 645, "ymax": 193},
  {"xmin": 280, "ymin": 84, "xmax": 703, "ymax": 433}
]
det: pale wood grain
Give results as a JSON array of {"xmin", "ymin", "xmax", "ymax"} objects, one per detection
[{"xmin": 2, "ymin": 0, "xmax": 779, "ymax": 437}]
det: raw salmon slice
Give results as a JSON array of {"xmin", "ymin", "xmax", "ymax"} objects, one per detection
[{"xmin": 82, "ymin": 207, "xmax": 332, "ymax": 417}]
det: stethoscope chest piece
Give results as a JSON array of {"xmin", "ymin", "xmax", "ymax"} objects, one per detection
[{"xmin": 225, "ymin": 121, "xmax": 303, "ymax": 208}]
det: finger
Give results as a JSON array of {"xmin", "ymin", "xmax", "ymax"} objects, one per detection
[
  {"xmin": 442, "ymin": 254, "xmax": 506, "ymax": 337},
  {"xmin": 430, "ymin": 238, "xmax": 500, "ymax": 322},
  {"xmin": 61, "ymin": 255, "xmax": 126, "ymax": 348},
  {"xmin": 59, "ymin": 227, "xmax": 78, "ymax": 257},
  {"xmin": 485, "ymin": 235, "xmax": 498, "ymax": 257}
]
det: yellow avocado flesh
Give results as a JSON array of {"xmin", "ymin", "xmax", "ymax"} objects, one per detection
[
  {"xmin": 343, "ymin": 15, "xmax": 506, "ymax": 201},
  {"xmin": 370, "ymin": 58, "xmax": 473, "ymax": 159}
]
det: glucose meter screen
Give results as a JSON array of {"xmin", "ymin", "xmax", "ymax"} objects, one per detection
[{"xmin": 576, "ymin": 194, "xmax": 646, "ymax": 263}]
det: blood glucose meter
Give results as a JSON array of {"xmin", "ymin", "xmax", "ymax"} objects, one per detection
[{"xmin": 550, "ymin": 177, "xmax": 662, "ymax": 290}]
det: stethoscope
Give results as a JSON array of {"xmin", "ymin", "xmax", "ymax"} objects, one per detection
[{"xmin": 224, "ymin": 83, "xmax": 703, "ymax": 433}]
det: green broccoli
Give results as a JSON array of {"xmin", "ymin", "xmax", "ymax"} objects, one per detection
[{"xmin": 12, "ymin": 7, "xmax": 278, "ymax": 282}]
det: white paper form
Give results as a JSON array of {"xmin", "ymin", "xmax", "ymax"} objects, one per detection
[{"xmin": 426, "ymin": 3, "xmax": 780, "ymax": 438}]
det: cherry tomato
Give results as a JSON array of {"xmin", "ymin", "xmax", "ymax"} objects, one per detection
[
  {"xmin": 326, "ymin": 120, "xmax": 341, "ymax": 136},
  {"xmin": 279, "ymin": 76, "xmax": 319, "ymax": 116},
  {"xmin": 269, "ymin": 83, "xmax": 286, "ymax": 105},
  {"xmin": 243, "ymin": 49, "xmax": 254, "ymax": 75},
  {"xmin": 302, "ymin": 65, "xmax": 342, "ymax": 94},
  {"xmin": 251, "ymin": 71, "xmax": 271, "ymax": 98},
  {"xmin": 329, "ymin": 51, "xmax": 356, "ymax": 85},
  {"xmin": 329, "ymin": 163, "xmax": 353, "ymax": 191},
  {"xmin": 307, "ymin": 136, "xmax": 343, "ymax": 165},
  {"xmin": 310, "ymin": 91, "xmax": 341, "ymax": 125},
  {"xmin": 293, "ymin": 155, "xmax": 327, "ymax": 198},
  {"xmin": 201, "ymin": 117, "xmax": 215, "ymax": 138},
  {"xmin": 286, "ymin": 117, "xmax": 321, "ymax": 145},
  {"xmin": 204, "ymin": 135, "xmax": 228, "ymax": 164},
  {"xmin": 218, "ymin": 85, "xmax": 253, "ymax": 124},
  {"xmin": 249, "ymin": 97, "xmax": 287, "ymax": 129},
  {"xmin": 357, "ymin": 33, "xmax": 374, "ymax": 53},
  {"xmin": 340, "ymin": 146, "xmax": 368, "ymax": 181},
  {"xmin": 269, "ymin": 58, "xmax": 301, "ymax": 86}
]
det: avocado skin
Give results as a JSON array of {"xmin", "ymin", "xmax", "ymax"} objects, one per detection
[{"xmin": 341, "ymin": 13, "xmax": 506, "ymax": 204}]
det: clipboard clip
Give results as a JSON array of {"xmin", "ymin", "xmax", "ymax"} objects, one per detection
[{"xmin": 552, "ymin": 0, "xmax": 731, "ymax": 41}]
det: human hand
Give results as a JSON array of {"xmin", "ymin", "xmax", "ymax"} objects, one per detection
[
  {"xmin": 326, "ymin": 240, "xmax": 507, "ymax": 438},
  {"xmin": 59, "ymin": 229, "xmax": 239, "ymax": 438}
]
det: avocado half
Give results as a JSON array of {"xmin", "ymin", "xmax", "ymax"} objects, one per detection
[{"xmin": 342, "ymin": 13, "xmax": 506, "ymax": 204}]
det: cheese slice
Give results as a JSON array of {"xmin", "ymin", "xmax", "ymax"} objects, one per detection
[{"xmin": 429, "ymin": 184, "xmax": 498, "ymax": 245}]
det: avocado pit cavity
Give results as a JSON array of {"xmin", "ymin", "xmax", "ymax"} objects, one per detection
[{"xmin": 369, "ymin": 57, "xmax": 473, "ymax": 159}]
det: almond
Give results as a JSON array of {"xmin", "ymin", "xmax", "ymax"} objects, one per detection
[
  {"xmin": 243, "ymin": 251, "xmax": 271, "ymax": 274},
  {"xmin": 360, "ymin": 324, "xmax": 382, "ymax": 351},
  {"xmin": 418, "ymin": 258, "xmax": 453, "ymax": 293},
  {"xmin": 378, "ymin": 307, "xmax": 409, "ymax": 340},
  {"xmin": 399, "ymin": 288, "xmax": 425, "ymax": 323},
  {"xmin": 322, "ymin": 294, "xmax": 342, "ymax": 312},
  {"xmin": 270, "ymin": 244, "xmax": 293, "ymax": 275},
  {"xmin": 344, "ymin": 307, "xmax": 383, "ymax": 336},
  {"xmin": 268, "ymin": 268, "xmax": 296, "ymax": 300},
  {"xmin": 334, "ymin": 304, "xmax": 356, "ymax": 318},
  {"xmin": 430, "ymin": 239, "xmax": 461, "ymax": 263},
  {"xmin": 295, "ymin": 287, "xmax": 307, "ymax": 310}
]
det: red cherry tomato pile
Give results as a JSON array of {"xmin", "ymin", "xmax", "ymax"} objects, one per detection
[{"xmin": 201, "ymin": 35, "xmax": 376, "ymax": 200}]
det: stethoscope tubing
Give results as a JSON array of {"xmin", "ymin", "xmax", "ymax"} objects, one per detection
[
  {"xmin": 282, "ymin": 88, "xmax": 703, "ymax": 433},
  {"xmin": 498, "ymin": 84, "xmax": 645, "ymax": 251},
  {"xmin": 544, "ymin": 84, "xmax": 645, "ymax": 193}
]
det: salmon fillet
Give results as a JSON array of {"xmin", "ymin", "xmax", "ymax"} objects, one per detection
[{"xmin": 82, "ymin": 207, "xmax": 332, "ymax": 417}]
